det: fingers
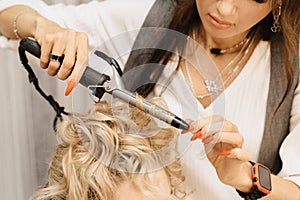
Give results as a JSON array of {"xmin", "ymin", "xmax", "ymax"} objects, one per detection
[
  {"xmin": 215, "ymin": 131, "xmax": 244, "ymax": 148},
  {"xmin": 48, "ymin": 37, "xmax": 65, "ymax": 76},
  {"xmin": 67, "ymin": 33, "xmax": 88, "ymax": 83},
  {"xmin": 57, "ymin": 36, "xmax": 76, "ymax": 80},
  {"xmin": 200, "ymin": 116, "xmax": 239, "ymax": 136},
  {"xmin": 64, "ymin": 33, "xmax": 88, "ymax": 96},
  {"xmin": 219, "ymin": 148, "xmax": 252, "ymax": 161},
  {"xmin": 200, "ymin": 130, "xmax": 244, "ymax": 149},
  {"xmin": 40, "ymin": 37, "xmax": 53, "ymax": 69},
  {"xmin": 37, "ymin": 30, "xmax": 88, "ymax": 95},
  {"xmin": 185, "ymin": 115, "xmax": 238, "ymax": 137},
  {"xmin": 184, "ymin": 116, "xmax": 240, "ymax": 143}
]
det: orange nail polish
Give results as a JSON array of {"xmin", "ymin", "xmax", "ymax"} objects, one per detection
[
  {"xmin": 190, "ymin": 130, "xmax": 202, "ymax": 141},
  {"xmin": 65, "ymin": 80, "xmax": 75, "ymax": 96},
  {"xmin": 219, "ymin": 150, "xmax": 231, "ymax": 156}
]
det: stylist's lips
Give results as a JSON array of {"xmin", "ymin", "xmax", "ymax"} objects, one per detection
[{"xmin": 209, "ymin": 14, "xmax": 233, "ymax": 29}]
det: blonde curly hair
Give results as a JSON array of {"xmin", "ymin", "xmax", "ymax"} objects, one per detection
[{"xmin": 31, "ymin": 97, "xmax": 186, "ymax": 200}]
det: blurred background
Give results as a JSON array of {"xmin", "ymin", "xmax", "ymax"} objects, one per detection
[{"xmin": 0, "ymin": 1, "xmax": 91, "ymax": 199}]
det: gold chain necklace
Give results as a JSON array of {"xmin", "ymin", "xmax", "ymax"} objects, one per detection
[{"xmin": 185, "ymin": 33, "xmax": 255, "ymax": 99}]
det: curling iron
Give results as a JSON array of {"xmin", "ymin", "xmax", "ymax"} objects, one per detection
[{"xmin": 19, "ymin": 38, "xmax": 189, "ymax": 130}]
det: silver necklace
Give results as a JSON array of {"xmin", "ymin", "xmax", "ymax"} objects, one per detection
[{"xmin": 185, "ymin": 34, "xmax": 254, "ymax": 99}]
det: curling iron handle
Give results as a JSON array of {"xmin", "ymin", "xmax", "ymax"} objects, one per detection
[
  {"xmin": 20, "ymin": 37, "xmax": 41, "ymax": 58},
  {"xmin": 19, "ymin": 38, "xmax": 108, "ymax": 98}
]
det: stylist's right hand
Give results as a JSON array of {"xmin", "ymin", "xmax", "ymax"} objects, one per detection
[{"xmin": 34, "ymin": 16, "xmax": 89, "ymax": 95}]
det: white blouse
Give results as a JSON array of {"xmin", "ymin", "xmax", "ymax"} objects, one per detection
[{"xmin": 1, "ymin": 0, "xmax": 299, "ymax": 199}]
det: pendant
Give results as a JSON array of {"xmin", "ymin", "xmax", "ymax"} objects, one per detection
[
  {"xmin": 204, "ymin": 80, "xmax": 220, "ymax": 93},
  {"xmin": 210, "ymin": 48, "xmax": 222, "ymax": 55}
]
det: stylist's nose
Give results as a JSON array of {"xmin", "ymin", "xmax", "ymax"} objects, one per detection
[{"xmin": 216, "ymin": 0, "xmax": 236, "ymax": 17}]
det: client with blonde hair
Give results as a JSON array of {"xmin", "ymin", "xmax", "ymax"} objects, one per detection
[{"xmin": 31, "ymin": 97, "xmax": 186, "ymax": 200}]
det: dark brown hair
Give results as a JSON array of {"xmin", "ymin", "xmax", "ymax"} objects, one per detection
[{"xmin": 133, "ymin": 0, "xmax": 299, "ymax": 97}]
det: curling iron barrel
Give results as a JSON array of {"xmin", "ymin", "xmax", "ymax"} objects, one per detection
[{"xmin": 19, "ymin": 38, "xmax": 189, "ymax": 130}]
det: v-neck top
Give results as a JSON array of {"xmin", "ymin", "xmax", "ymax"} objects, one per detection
[{"xmin": 153, "ymin": 40, "xmax": 271, "ymax": 199}]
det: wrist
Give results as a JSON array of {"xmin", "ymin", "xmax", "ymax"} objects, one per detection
[
  {"xmin": 236, "ymin": 162, "xmax": 272, "ymax": 199},
  {"xmin": 233, "ymin": 161, "xmax": 253, "ymax": 192},
  {"xmin": 14, "ymin": 8, "xmax": 39, "ymax": 39},
  {"xmin": 13, "ymin": 7, "xmax": 39, "ymax": 39}
]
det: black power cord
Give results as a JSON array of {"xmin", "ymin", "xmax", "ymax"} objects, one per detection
[{"xmin": 18, "ymin": 43, "xmax": 69, "ymax": 132}]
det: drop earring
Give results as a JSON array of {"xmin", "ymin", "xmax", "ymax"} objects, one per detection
[{"xmin": 271, "ymin": 2, "xmax": 282, "ymax": 33}]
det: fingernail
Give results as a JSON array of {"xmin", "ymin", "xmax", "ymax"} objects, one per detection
[
  {"xmin": 190, "ymin": 130, "xmax": 202, "ymax": 141},
  {"xmin": 65, "ymin": 80, "xmax": 75, "ymax": 96},
  {"xmin": 219, "ymin": 150, "xmax": 231, "ymax": 156},
  {"xmin": 181, "ymin": 124, "xmax": 194, "ymax": 134},
  {"xmin": 202, "ymin": 135, "xmax": 214, "ymax": 144}
]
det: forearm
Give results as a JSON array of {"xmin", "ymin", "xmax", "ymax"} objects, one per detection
[
  {"xmin": 0, "ymin": 5, "xmax": 47, "ymax": 39},
  {"xmin": 262, "ymin": 175, "xmax": 300, "ymax": 200}
]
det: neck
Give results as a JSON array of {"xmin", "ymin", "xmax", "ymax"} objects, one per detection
[{"xmin": 203, "ymin": 30, "xmax": 252, "ymax": 55}]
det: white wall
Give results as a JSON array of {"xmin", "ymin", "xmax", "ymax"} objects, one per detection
[{"xmin": 0, "ymin": 1, "xmax": 92, "ymax": 199}]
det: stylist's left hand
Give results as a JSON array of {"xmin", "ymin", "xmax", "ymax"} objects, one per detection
[{"xmin": 183, "ymin": 116, "xmax": 253, "ymax": 192}]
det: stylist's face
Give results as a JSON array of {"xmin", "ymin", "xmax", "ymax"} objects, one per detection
[{"xmin": 196, "ymin": 0, "xmax": 272, "ymax": 39}]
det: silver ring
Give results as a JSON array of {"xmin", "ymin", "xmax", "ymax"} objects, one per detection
[{"xmin": 50, "ymin": 53, "xmax": 64, "ymax": 63}]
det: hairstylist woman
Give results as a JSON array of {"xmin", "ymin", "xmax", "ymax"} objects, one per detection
[{"xmin": 0, "ymin": 0, "xmax": 299, "ymax": 199}]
